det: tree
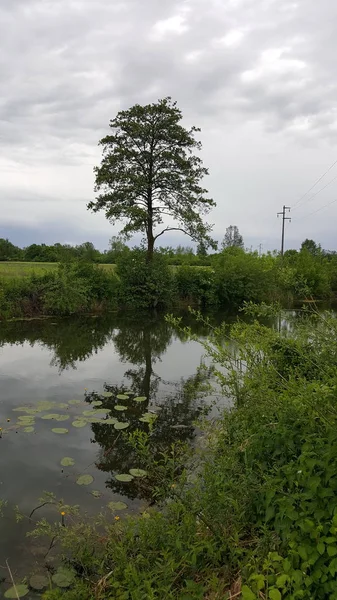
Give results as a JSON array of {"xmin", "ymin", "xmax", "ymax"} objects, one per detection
[
  {"xmin": 197, "ymin": 240, "xmax": 208, "ymax": 257},
  {"xmin": 88, "ymin": 97, "xmax": 216, "ymax": 260},
  {"xmin": 221, "ymin": 225, "xmax": 244, "ymax": 250},
  {"xmin": 300, "ymin": 239, "xmax": 321, "ymax": 256}
]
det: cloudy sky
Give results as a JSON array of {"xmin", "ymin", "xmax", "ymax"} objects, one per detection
[{"xmin": 1, "ymin": 0, "xmax": 337, "ymax": 252}]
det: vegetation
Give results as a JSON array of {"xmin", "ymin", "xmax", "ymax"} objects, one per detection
[
  {"xmin": 221, "ymin": 225, "xmax": 244, "ymax": 250},
  {"xmin": 7, "ymin": 305, "xmax": 336, "ymax": 599},
  {"xmin": 1, "ymin": 240, "xmax": 337, "ymax": 318},
  {"xmin": 88, "ymin": 97, "xmax": 216, "ymax": 260}
]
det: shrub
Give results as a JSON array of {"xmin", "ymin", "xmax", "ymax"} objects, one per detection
[
  {"xmin": 116, "ymin": 250, "xmax": 176, "ymax": 309},
  {"xmin": 174, "ymin": 265, "xmax": 217, "ymax": 307}
]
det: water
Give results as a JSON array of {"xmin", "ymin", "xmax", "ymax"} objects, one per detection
[{"xmin": 0, "ymin": 311, "xmax": 228, "ymax": 590}]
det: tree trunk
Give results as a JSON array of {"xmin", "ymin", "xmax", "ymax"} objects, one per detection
[{"xmin": 147, "ymin": 231, "xmax": 154, "ymax": 262}]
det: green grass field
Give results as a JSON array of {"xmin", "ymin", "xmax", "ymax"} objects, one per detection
[{"xmin": 0, "ymin": 262, "xmax": 116, "ymax": 280}]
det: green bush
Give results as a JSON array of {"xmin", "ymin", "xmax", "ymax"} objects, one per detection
[
  {"xmin": 174, "ymin": 265, "xmax": 217, "ymax": 307},
  {"xmin": 116, "ymin": 250, "xmax": 176, "ymax": 309}
]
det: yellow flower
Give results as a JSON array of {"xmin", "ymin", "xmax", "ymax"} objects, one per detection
[
  {"xmin": 171, "ymin": 483, "xmax": 176, "ymax": 489},
  {"xmin": 61, "ymin": 511, "xmax": 66, "ymax": 516},
  {"xmin": 114, "ymin": 516, "xmax": 120, "ymax": 521}
]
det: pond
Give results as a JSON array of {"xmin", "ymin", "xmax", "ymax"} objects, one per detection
[{"xmin": 0, "ymin": 310, "xmax": 236, "ymax": 591}]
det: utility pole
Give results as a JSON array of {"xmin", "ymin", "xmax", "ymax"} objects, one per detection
[
  {"xmin": 277, "ymin": 206, "xmax": 291, "ymax": 256},
  {"xmin": 258, "ymin": 243, "xmax": 263, "ymax": 257}
]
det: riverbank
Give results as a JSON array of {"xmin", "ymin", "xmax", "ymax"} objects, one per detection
[
  {"xmin": 1, "ymin": 247, "xmax": 336, "ymax": 320},
  {"xmin": 2, "ymin": 304, "xmax": 335, "ymax": 599}
]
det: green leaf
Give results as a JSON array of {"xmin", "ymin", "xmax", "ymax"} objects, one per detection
[
  {"xmin": 115, "ymin": 474, "xmax": 134, "ymax": 482},
  {"xmin": 276, "ymin": 574, "xmax": 289, "ymax": 588},
  {"xmin": 29, "ymin": 575, "xmax": 49, "ymax": 590},
  {"xmin": 92, "ymin": 400, "xmax": 103, "ymax": 406},
  {"xmin": 54, "ymin": 414, "xmax": 70, "ymax": 421},
  {"xmin": 104, "ymin": 418, "xmax": 118, "ymax": 424},
  {"xmin": 72, "ymin": 420, "xmax": 87, "ymax": 428},
  {"xmin": 102, "ymin": 391, "xmax": 113, "ymax": 398},
  {"xmin": 41, "ymin": 414, "xmax": 61, "ymax": 420},
  {"xmin": 108, "ymin": 501, "xmax": 128, "ymax": 510},
  {"xmin": 4, "ymin": 584, "xmax": 29, "ymax": 598},
  {"xmin": 23, "ymin": 426, "xmax": 34, "ymax": 433},
  {"xmin": 83, "ymin": 410, "xmax": 97, "ymax": 416},
  {"xmin": 241, "ymin": 585, "xmax": 257, "ymax": 600},
  {"xmin": 317, "ymin": 541, "xmax": 325, "ymax": 555},
  {"xmin": 114, "ymin": 405, "xmax": 127, "ymax": 411},
  {"xmin": 76, "ymin": 474, "xmax": 94, "ymax": 486},
  {"xmin": 68, "ymin": 399, "xmax": 82, "ymax": 405},
  {"xmin": 134, "ymin": 396, "xmax": 147, "ymax": 402},
  {"xmin": 129, "ymin": 468, "xmax": 147, "ymax": 478},
  {"xmin": 117, "ymin": 394, "xmax": 129, "ymax": 400},
  {"xmin": 51, "ymin": 428, "xmax": 68, "ymax": 434},
  {"xmin": 327, "ymin": 545, "xmax": 337, "ymax": 557},
  {"xmin": 114, "ymin": 422, "xmax": 130, "ymax": 430},
  {"xmin": 269, "ymin": 589, "xmax": 281, "ymax": 600},
  {"xmin": 93, "ymin": 408, "xmax": 109, "ymax": 414},
  {"xmin": 51, "ymin": 567, "xmax": 75, "ymax": 588},
  {"xmin": 61, "ymin": 457, "xmax": 75, "ymax": 467}
]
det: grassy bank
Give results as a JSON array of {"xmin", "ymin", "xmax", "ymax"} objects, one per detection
[
  {"xmin": 0, "ymin": 247, "xmax": 336, "ymax": 319},
  {"xmin": 7, "ymin": 305, "xmax": 335, "ymax": 599}
]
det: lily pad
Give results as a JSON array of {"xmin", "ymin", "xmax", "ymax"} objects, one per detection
[
  {"xmin": 129, "ymin": 468, "xmax": 148, "ymax": 478},
  {"xmin": 54, "ymin": 414, "xmax": 69, "ymax": 422},
  {"xmin": 91, "ymin": 490, "xmax": 102, "ymax": 498},
  {"xmin": 93, "ymin": 408, "xmax": 109, "ymax": 415},
  {"xmin": 23, "ymin": 426, "xmax": 34, "ymax": 433},
  {"xmin": 92, "ymin": 400, "xmax": 103, "ymax": 406},
  {"xmin": 115, "ymin": 473, "xmax": 134, "ymax": 482},
  {"xmin": 4, "ymin": 584, "xmax": 29, "ymax": 598},
  {"xmin": 61, "ymin": 457, "xmax": 75, "ymax": 467},
  {"xmin": 108, "ymin": 501, "xmax": 128, "ymax": 510},
  {"xmin": 114, "ymin": 422, "xmax": 130, "ymax": 430},
  {"xmin": 102, "ymin": 391, "xmax": 113, "ymax": 398},
  {"xmin": 51, "ymin": 567, "xmax": 75, "ymax": 588},
  {"xmin": 77, "ymin": 474, "xmax": 94, "ymax": 486},
  {"xmin": 41, "ymin": 414, "xmax": 61, "ymax": 420},
  {"xmin": 116, "ymin": 394, "xmax": 129, "ymax": 400},
  {"xmin": 13, "ymin": 407, "xmax": 32, "ymax": 412},
  {"xmin": 51, "ymin": 428, "xmax": 68, "ymax": 434},
  {"xmin": 29, "ymin": 574, "xmax": 49, "ymax": 590},
  {"xmin": 18, "ymin": 416, "xmax": 35, "ymax": 422},
  {"xmin": 83, "ymin": 410, "xmax": 97, "ymax": 416},
  {"xmin": 68, "ymin": 399, "xmax": 82, "ymax": 405},
  {"xmin": 104, "ymin": 418, "xmax": 118, "ymax": 425},
  {"xmin": 85, "ymin": 416, "xmax": 101, "ymax": 423},
  {"xmin": 37, "ymin": 401, "xmax": 55, "ymax": 410},
  {"xmin": 134, "ymin": 396, "xmax": 147, "ymax": 402},
  {"xmin": 72, "ymin": 420, "xmax": 87, "ymax": 428},
  {"xmin": 114, "ymin": 405, "xmax": 127, "ymax": 411}
]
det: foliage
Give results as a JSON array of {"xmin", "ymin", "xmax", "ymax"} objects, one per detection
[
  {"xmin": 88, "ymin": 97, "xmax": 216, "ymax": 258},
  {"xmin": 221, "ymin": 225, "xmax": 244, "ymax": 250},
  {"xmin": 116, "ymin": 249, "xmax": 175, "ymax": 309}
]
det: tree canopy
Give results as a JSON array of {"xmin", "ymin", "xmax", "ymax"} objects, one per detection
[
  {"xmin": 88, "ymin": 97, "xmax": 216, "ymax": 259},
  {"xmin": 221, "ymin": 225, "xmax": 244, "ymax": 250}
]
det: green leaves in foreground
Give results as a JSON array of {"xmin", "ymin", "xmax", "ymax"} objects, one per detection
[
  {"xmin": 134, "ymin": 396, "xmax": 147, "ymax": 402},
  {"xmin": 102, "ymin": 391, "xmax": 113, "ymax": 398},
  {"xmin": 72, "ymin": 420, "xmax": 87, "ymax": 428},
  {"xmin": 4, "ymin": 585, "xmax": 29, "ymax": 598},
  {"xmin": 76, "ymin": 474, "xmax": 94, "ymax": 486},
  {"xmin": 61, "ymin": 457, "xmax": 75, "ymax": 467}
]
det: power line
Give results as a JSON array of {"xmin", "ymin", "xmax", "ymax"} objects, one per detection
[
  {"xmin": 292, "ymin": 173, "xmax": 337, "ymax": 212},
  {"xmin": 298, "ymin": 197, "xmax": 337, "ymax": 222},
  {"xmin": 277, "ymin": 205, "xmax": 291, "ymax": 256},
  {"xmin": 292, "ymin": 158, "xmax": 337, "ymax": 209}
]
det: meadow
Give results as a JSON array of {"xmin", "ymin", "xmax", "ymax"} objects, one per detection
[{"xmin": 0, "ymin": 262, "xmax": 116, "ymax": 280}]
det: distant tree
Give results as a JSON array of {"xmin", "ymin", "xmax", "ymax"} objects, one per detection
[
  {"xmin": 197, "ymin": 240, "xmax": 208, "ymax": 257},
  {"xmin": 300, "ymin": 239, "xmax": 321, "ymax": 256},
  {"xmin": 0, "ymin": 238, "xmax": 22, "ymax": 261},
  {"xmin": 88, "ymin": 97, "xmax": 216, "ymax": 261},
  {"xmin": 221, "ymin": 225, "xmax": 244, "ymax": 250}
]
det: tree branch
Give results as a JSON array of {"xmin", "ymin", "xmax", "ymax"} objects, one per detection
[{"xmin": 154, "ymin": 227, "xmax": 190, "ymax": 241}]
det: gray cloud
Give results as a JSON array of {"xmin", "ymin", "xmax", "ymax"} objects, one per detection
[{"xmin": 1, "ymin": 0, "xmax": 337, "ymax": 250}]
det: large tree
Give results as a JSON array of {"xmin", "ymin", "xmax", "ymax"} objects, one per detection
[
  {"xmin": 221, "ymin": 225, "xmax": 244, "ymax": 250},
  {"xmin": 88, "ymin": 97, "xmax": 216, "ymax": 259}
]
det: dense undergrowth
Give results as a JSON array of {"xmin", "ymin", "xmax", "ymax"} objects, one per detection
[
  {"xmin": 1, "ymin": 245, "xmax": 336, "ymax": 319},
  {"xmin": 13, "ymin": 304, "xmax": 337, "ymax": 599}
]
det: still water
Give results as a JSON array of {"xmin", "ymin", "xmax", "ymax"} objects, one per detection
[{"xmin": 0, "ymin": 311, "xmax": 230, "ymax": 590}]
